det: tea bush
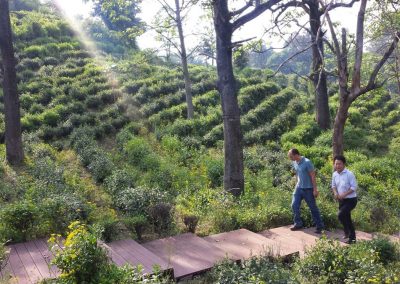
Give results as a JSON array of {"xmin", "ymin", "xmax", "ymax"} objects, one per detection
[
  {"xmin": 295, "ymin": 237, "xmax": 400, "ymax": 284},
  {"xmin": 50, "ymin": 222, "xmax": 109, "ymax": 283},
  {"xmin": 205, "ymin": 256, "xmax": 296, "ymax": 284},
  {"xmin": 1, "ymin": 201, "xmax": 38, "ymax": 241}
]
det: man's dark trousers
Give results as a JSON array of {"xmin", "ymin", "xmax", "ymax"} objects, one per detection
[{"xmin": 338, "ymin": 197, "xmax": 357, "ymax": 241}]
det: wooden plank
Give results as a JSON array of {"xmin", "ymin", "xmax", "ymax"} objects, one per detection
[
  {"xmin": 100, "ymin": 242, "xmax": 127, "ymax": 267},
  {"xmin": 204, "ymin": 229, "xmax": 298, "ymax": 261},
  {"xmin": 143, "ymin": 233, "xmax": 227, "ymax": 279},
  {"xmin": 107, "ymin": 240, "xmax": 154, "ymax": 274},
  {"xmin": 119, "ymin": 239, "xmax": 170, "ymax": 272},
  {"xmin": 13, "ymin": 243, "xmax": 42, "ymax": 283},
  {"xmin": 260, "ymin": 226, "xmax": 328, "ymax": 257},
  {"xmin": 7, "ymin": 245, "xmax": 32, "ymax": 284},
  {"xmin": 32, "ymin": 239, "xmax": 59, "ymax": 277},
  {"xmin": 25, "ymin": 240, "xmax": 54, "ymax": 280}
]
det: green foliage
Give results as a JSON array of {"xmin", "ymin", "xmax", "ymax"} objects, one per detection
[
  {"xmin": 0, "ymin": 240, "xmax": 8, "ymax": 271},
  {"xmin": 124, "ymin": 137, "xmax": 160, "ymax": 171},
  {"xmin": 104, "ymin": 169, "xmax": 137, "ymax": 196},
  {"xmin": 40, "ymin": 194, "xmax": 93, "ymax": 234},
  {"xmin": 205, "ymin": 157, "xmax": 224, "ymax": 188},
  {"xmin": 122, "ymin": 214, "xmax": 147, "ymax": 240},
  {"xmin": 50, "ymin": 222, "xmax": 109, "ymax": 283},
  {"xmin": 148, "ymin": 202, "xmax": 174, "ymax": 235},
  {"xmin": 87, "ymin": 152, "xmax": 114, "ymax": 183},
  {"xmin": 281, "ymin": 114, "xmax": 321, "ymax": 146},
  {"xmin": 1, "ymin": 201, "xmax": 38, "ymax": 241},
  {"xmin": 206, "ymin": 256, "xmax": 296, "ymax": 284},
  {"xmin": 295, "ymin": 237, "xmax": 400, "ymax": 284},
  {"xmin": 114, "ymin": 186, "xmax": 167, "ymax": 216}
]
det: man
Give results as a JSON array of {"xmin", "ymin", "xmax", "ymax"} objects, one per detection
[
  {"xmin": 288, "ymin": 148, "xmax": 324, "ymax": 234},
  {"xmin": 331, "ymin": 155, "xmax": 358, "ymax": 244}
]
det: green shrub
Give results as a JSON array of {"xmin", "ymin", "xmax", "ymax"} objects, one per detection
[
  {"xmin": 295, "ymin": 238, "xmax": 400, "ymax": 284},
  {"xmin": 42, "ymin": 109, "xmax": 60, "ymax": 126},
  {"xmin": 205, "ymin": 157, "xmax": 224, "ymax": 188},
  {"xmin": 86, "ymin": 95, "xmax": 104, "ymax": 109},
  {"xmin": 238, "ymin": 82, "xmax": 281, "ymax": 113},
  {"xmin": 281, "ymin": 114, "xmax": 321, "ymax": 146},
  {"xmin": 92, "ymin": 216, "xmax": 121, "ymax": 243},
  {"xmin": 87, "ymin": 152, "xmax": 114, "ymax": 183},
  {"xmin": 245, "ymin": 99, "xmax": 305, "ymax": 145},
  {"xmin": 40, "ymin": 194, "xmax": 93, "ymax": 234},
  {"xmin": 114, "ymin": 186, "xmax": 166, "ymax": 216},
  {"xmin": 124, "ymin": 137, "xmax": 160, "ymax": 171},
  {"xmin": 206, "ymin": 256, "xmax": 296, "ymax": 284},
  {"xmin": 1, "ymin": 201, "xmax": 38, "ymax": 241},
  {"xmin": 17, "ymin": 57, "xmax": 42, "ymax": 71},
  {"xmin": 50, "ymin": 222, "xmax": 109, "ymax": 283},
  {"xmin": 122, "ymin": 214, "xmax": 148, "ymax": 240},
  {"xmin": 23, "ymin": 45, "xmax": 48, "ymax": 58},
  {"xmin": 148, "ymin": 202, "xmax": 174, "ymax": 235},
  {"xmin": 43, "ymin": 56, "xmax": 59, "ymax": 65},
  {"xmin": 0, "ymin": 241, "xmax": 8, "ymax": 271},
  {"xmin": 104, "ymin": 169, "xmax": 137, "ymax": 196}
]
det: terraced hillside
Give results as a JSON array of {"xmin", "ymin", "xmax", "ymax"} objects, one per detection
[{"xmin": 0, "ymin": 6, "xmax": 399, "ymax": 255}]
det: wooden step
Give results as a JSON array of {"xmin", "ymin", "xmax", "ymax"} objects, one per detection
[
  {"xmin": 1, "ymin": 239, "xmax": 60, "ymax": 284},
  {"xmin": 105, "ymin": 239, "xmax": 172, "ymax": 276},
  {"xmin": 203, "ymin": 228, "xmax": 299, "ymax": 261},
  {"xmin": 259, "ymin": 225, "xmax": 375, "ymax": 257},
  {"xmin": 142, "ymin": 233, "xmax": 227, "ymax": 279}
]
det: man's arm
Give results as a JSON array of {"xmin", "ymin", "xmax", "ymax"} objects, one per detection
[
  {"xmin": 309, "ymin": 170, "xmax": 319, "ymax": 197},
  {"xmin": 332, "ymin": 174, "xmax": 339, "ymax": 200}
]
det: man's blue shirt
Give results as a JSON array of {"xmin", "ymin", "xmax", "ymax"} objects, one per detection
[{"xmin": 292, "ymin": 157, "xmax": 314, "ymax": 189}]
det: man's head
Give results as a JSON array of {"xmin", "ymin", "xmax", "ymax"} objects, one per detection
[
  {"xmin": 334, "ymin": 155, "xmax": 346, "ymax": 173},
  {"xmin": 288, "ymin": 148, "xmax": 301, "ymax": 161}
]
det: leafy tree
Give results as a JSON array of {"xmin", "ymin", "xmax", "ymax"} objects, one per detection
[
  {"xmin": 0, "ymin": 0, "xmax": 24, "ymax": 164},
  {"xmin": 8, "ymin": 0, "xmax": 40, "ymax": 11},
  {"xmin": 86, "ymin": 0, "xmax": 144, "ymax": 48},
  {"xmin": 233, "ymin": 46, "xmax": 249, "ymax": 69}
]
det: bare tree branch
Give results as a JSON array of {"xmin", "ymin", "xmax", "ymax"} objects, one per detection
[
  {"xmin": 272, "ymin": 1, "xmax": 305, "ymax": 25},
  {"xmin": 230, "ymin": 0, "xmax": 253, "ymax": 17},
  {"xmin": 354, "ymin": 31, "xmax": 400, "ymax": 100},
  {"xmin": 266, "ymin": 43, "xmax": 314, "ymax": 78},
  {"xmin": 231, "ymin": 36, "xmax": 257, "ymax": 48},
  {"xmin": 232, "ymin": 0, "xmax": 281, "ymax": 31},
  {"xmin": 198, "ymin": 51, "xmax": 216, "ymax": 60},
  {"xmin": 328, "ymin": 0, "xmax": 360, "ymax": 11}
]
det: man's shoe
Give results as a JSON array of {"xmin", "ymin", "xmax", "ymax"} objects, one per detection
[
  {"xmin": 290, "ymin": 225, "xmax": 303, "ymax": 231},
  {"xmin": 346, "ymin": 239, "xmax": 356, "ymax": 244}
]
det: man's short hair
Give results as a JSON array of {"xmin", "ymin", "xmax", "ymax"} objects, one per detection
[
  {"xmin": 334, "ymin": 155, "xmax": 346, "ymax": 164},
  {"xmin": 290, "ymin": 148, "xmax": 300, "ymax": 155}
]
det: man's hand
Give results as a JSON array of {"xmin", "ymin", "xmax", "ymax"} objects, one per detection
[
  {"xmin": 334, "ymin": 193, "xmax": 339, "ymax": 200},
  {"xmin": 313, "ymin": 188, "xmax": 319, "ymax": 198}
]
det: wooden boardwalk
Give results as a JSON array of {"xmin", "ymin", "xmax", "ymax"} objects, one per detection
[
  {"xmin": 143, "ymin": 233, "xmax": 227, "ymax": 279},
  {"xmin": 2, "ymin": 226, "xmax": 397, "ymax": 283}
]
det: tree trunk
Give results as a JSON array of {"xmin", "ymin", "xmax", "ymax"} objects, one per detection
[
  {"xmin": 0, "ymin": 0, "xmax": 24, "ymax": 165},
  {"xmin": 175, "ymin": 0, "xmax": 194, "ymax": 119},
  {"xmin": 309, "ymin": 0, "xmax": 330, "ymax": 130},
  {"xmin": 213, "ymin": 0, "xmax": 244, "ymax": 196},
  {"xmin": 332, "ymin": 96, "xmax": 351, "ymax": 157}
]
